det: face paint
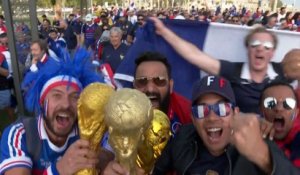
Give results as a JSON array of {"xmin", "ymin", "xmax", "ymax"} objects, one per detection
[{"xmin": 43, "ymin": 99, "xmax": 49, "ymax": 117}]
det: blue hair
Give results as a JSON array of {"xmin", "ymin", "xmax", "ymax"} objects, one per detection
[{"xmin": 21, "ymin": 47, "xmax": 104, "ymax": 114}]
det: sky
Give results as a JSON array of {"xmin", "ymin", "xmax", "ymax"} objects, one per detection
[{"xmin": 282, "ymin": 0, "xmax": 300, "ymax": 9}]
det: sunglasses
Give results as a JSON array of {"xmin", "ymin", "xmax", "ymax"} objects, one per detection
[
  {"xmin": 249, "ymin": 40, "xmax": 274, "ymax": 50},
  {"xmin": 192, "ymin": 102, "xmax": 234, "ymax": 119},
  {"xmin": 134, "ymin": 76, "xmax": 168, "ymax": 88},
  {"xmin": 263, "ymin": 97, "xmax": 296, "ymax": 110}
]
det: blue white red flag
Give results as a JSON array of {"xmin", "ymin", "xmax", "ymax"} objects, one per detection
[{"xmin": 114, "ymin": 19, "xmax": 300, "ymax": 99}]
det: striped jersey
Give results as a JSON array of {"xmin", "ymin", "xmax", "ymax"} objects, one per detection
[{"xmin": 0, "ymin": 116, "xmax": 79, "ymax": 175}]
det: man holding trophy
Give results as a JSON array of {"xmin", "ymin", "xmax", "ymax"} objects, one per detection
[{"xmin": 0, "ymin": 48, "xmax": 107, "ymax": 175}]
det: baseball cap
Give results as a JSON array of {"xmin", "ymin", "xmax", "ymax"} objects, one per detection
[
  {"xmin": 85, "ymin": 14, "xmax": 93, "ymax": 22},
  {"xmin": 192, "ymin": 75, "xmax": 236, "ymax": 105}
]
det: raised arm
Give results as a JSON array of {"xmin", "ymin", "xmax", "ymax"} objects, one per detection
[{"xmin": 150, "ymin": 17, "xmax": 221, "ymax": 75}]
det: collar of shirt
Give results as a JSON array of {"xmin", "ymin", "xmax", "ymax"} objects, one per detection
[
  {"xmin": 240, "ymin": 62, "xmax": 278, "ymax": 81},
  {"xmin": 38, "ymin": 115, "xmax": 78, "ymax": 151}
]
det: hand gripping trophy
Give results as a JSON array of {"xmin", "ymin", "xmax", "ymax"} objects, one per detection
[
  {"xmin": 76, "ymin": 83, "xmax": 115, "ymax": 175},
  {"xmin": 104, "ymin": 88, "xmax": 153, "ymax": 175},
  {"xmin": 137, "ymin": 109, "xmax": 171, "ymax": 173}
]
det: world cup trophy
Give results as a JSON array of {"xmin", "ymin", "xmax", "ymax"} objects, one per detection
[
  {"xmin": 76, "ymin": 83, "xmax": 115, "ymax": 175},
  {"xmin": 137, "ymin": 109, "xmax": 171, "ymax": 173},
  {"xmin": 104, "ymin": 88, "xmax": 153, "ymax": 175}
]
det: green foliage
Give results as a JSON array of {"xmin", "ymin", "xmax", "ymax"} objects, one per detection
[{"xmin": 51, "ymin": 0, "xmax": 56, "ymax": 6}]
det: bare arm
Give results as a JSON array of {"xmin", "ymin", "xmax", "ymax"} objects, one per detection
[
  {"xmin": 0, "ymin": 67, "xmax": 9, "ymax": 77},
  {"xmin": 4, "ymin": 167, "xmax": 31, "ymax": 175},
  {"xmin": 150, "ymin": 17, "xmax": 221, "ymax": 75}
]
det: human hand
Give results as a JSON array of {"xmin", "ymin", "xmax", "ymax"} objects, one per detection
[
  {"xmin": 101, "ymin": 160, "xmax": 129, "ymax": 175},
  {"xmin": 31, "ymin": 56, "xmax": 39, "ymax": 65},
  {"xmin": 230, "ymin": 113, "xmax": 272, "ymax": 173},
  {"xmin": 259, "ymin": 118, "xmax": 275, "ymax": 140},
  {"xmin": 56, "ymin": 139, "xmax": 99, "ymax": 175},
  {"xmin": 101, "ymin": 160, "xmax": 148, "ymax": 175},
  {"xmin": 149, "ymin": 17, "xmax": 168, "ymax": 36}
]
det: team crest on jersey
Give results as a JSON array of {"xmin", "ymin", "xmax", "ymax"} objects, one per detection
[{"xmin": 40, "ymin": 158, "xmax": 51, "ymax": 168}]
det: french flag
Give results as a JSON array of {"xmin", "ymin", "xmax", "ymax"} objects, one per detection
[{"xmin": 114, "ymin": 19, "xmax": 300, "ymax": 99}]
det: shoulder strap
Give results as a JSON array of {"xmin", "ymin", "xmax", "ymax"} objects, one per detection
[{"xmin": 22, "ymin": 117, "xmax": 41, "ymax": 163}]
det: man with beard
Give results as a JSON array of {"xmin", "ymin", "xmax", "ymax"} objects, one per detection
[
  {"xmin": 150, "ymin": 17, "xmax": 285, "ymax": 114},
  {"xmin": 133, "ymin": 51, "xmax": 192, "ymax": 135},
  {"xmin": 126, "ymin": 13, "xmax": 146, "ymax": 46},
  {"xmin": 0, "ymin": 48, "xmax": 105, "ymax": 174},
  {"xmin": 101, "ymin": 51, "xmax": 192, "ymax": 175},
  {"xmin": 260, "ymin": 80, "xmax": 300, "ymax": 168}
]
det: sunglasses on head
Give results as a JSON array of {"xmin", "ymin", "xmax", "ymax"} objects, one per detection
[
  {"xmin": 134, "ymin": 76, "xmax": 168, "ymax": 88},
  {"xmin": 263, "ymin": 97, "xmax": 296, "ymax": 110},
  {"xmin": 192, "ymin": 102, "xmax": 234, "ymax": 119},
  {"xmin": 249, "ymin": 40, "xmax": 274, "ymax": 50}
]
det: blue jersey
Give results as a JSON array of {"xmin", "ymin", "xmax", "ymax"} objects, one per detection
[
  {"xmin": 0, "ymin": 116, "xmax": 79, "ymax": 175},
  {"xmin": 81, "ymin": 23, "xmax": 98, "ymax": 50}
]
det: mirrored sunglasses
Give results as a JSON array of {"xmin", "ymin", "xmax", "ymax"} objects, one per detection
[
  {"xmin": 192, "ymin": 102, "xmax": 234, "ymax": 119},
  {"xmin": 263, "ymin": 97, "xmax": 296, "ymax": 110},
  {"xmin": 249, "ymin": 40, "xmax": 274, "ymax": 50},
  {"xmin": 134, "ymin": 76, "xmax": 168, "ymax": 88}
]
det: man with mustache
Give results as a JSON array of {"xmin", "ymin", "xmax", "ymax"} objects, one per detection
[
  {"xmin": 0, "ymin": 48, "xmax": 104, "ymax": 175},
  {"xmin": 133, "ymin": 51, "xmax": 192, "ymax": 135},
  {"xmin": 101, "ymin": 51, "xmax": 192, "ymax": 175}
]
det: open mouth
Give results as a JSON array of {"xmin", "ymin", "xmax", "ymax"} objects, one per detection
[
  {"xmin": 206, "ymin": 127, "xmax": 223, "ymax": 142},
  {"xmin": 56, "ymin": 113, "xmax": 71, "ymax": 128},
  {"xmin": 273, "ymin": 117, "xmax": 285, "ymax": 131},
  {"xmin": 255, "ymin": 56, "xmax": 264, "ymax": 60},
  {"xmin": 147, "ymin": 95, "xmax": 160, "ymax": 108}
]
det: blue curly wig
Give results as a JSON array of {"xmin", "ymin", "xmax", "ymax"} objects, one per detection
[{"xmin": 21, "ymin": 47, "xmax": 104, "ymax": 114}]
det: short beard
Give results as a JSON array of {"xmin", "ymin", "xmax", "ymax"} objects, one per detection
[
  {"xmin": 160, "ymin": 89, "xmax": 171, "ymax": 114},
  {"xmin": 43, "ymin": 108, "xmax": 77, "ymax": 138}
]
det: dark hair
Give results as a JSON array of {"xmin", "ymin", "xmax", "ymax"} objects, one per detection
[
  {"xmin": 31, "ymin": 39, "xmax": 49, "ymax": 55},
  {"xmin": 43, "ymin": 19, "xmax": 51, "ymax": 25},
  {"xmin": 134, "ymin": 51, "xmax": 172, "ymax": 78},
  {"xmin": 244, "ymin": 27, "xmax": 278, "ymax": 49},
  {"xmin": 259, "ymin": 80, "xmax": 298, "ymax": 107}
]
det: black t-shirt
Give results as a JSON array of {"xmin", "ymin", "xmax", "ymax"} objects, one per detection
[
  {"xmin": 187, "ymin": 144, "xmax": 229, "ymax": 175},
  {"xmin": 219, "ymin": 60, "xmax": 285, "ymax": 114},
  {"xmin": 63, "ymin": 26, "xmax": 77, "ymax": 50}
]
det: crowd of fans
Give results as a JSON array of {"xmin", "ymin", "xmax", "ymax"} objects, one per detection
[{"xmin": 0, "ymin": 3, "xmax": 299, "ymax": 175}]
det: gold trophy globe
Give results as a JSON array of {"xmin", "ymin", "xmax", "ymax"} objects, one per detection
[
  {"xmin": 76, "ymin": 83, "xmax": 115, "ymax": 175},
  {"xmin": 137, "ymin": 109, "xmax": 171, "ymax": 173},
  {"xmin": 104, "ymin": 88, "xmax": 153, "ymax": 175}
]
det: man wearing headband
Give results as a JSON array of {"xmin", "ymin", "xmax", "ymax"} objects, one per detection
[
  {"xmin": 152, "ymin": 75, "xmax": 299, "ymax": 174},
  {"xmin": 0, "ymin": 48, "xmax": 104, "ymax": 174},
  {"xmin": 260, "ymin": 80, "xmax": 300, "ymax": 168}
]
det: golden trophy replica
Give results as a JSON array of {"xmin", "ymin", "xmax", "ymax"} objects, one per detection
[
  {"xmin": 137, "ymin": 109, "xmax": 171, "ymax": 173},
  {"xmin": 76, "ymin": 83, "xmax": 115, "ymax": 175},
  {"xmin": 105, "ymin": 88, "xmax": 153, "ymax": 175}
]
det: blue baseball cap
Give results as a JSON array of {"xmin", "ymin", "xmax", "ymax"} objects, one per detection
[{"xmin": 192, "ymin": 75, "xmax": 236, "ymax": 105}]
